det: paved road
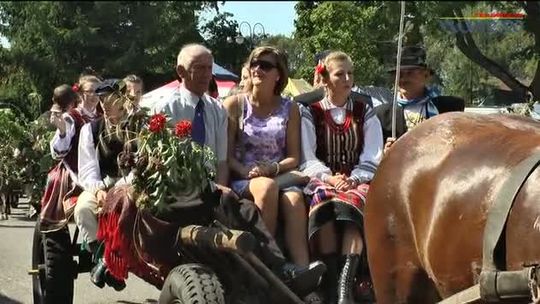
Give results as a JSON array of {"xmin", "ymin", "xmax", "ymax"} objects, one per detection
[{"xmin": 0, "ymin": 198, "xmax": 160, "ymax": 304}]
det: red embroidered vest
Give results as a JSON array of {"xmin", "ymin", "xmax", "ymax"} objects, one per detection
[{"xmin": 310, "ymin": 97, "xmax": 368, "ymax": 176}]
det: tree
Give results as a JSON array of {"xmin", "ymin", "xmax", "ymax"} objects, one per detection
[
  {"xmin": 259, "ymin": 34, "xmax": 302, "ymax": 77},
  {"xmin": 294, "ymin": 1, "xmax": 540, "ymax": 103},
  {"xmin": 201, "ymin": 12, "xmax": 250, "ymax": 75},
  {"xmin": 0, "ymin": 1, "xmax": 217, "ymax": 119},
  {"xmin": 294, "ymin": 1, "xmax": 399, "ymax": 86}
]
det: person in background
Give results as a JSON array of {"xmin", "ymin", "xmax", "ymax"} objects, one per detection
[
  {"xmin": 208, "ymin": 75, "xmax": 219, "ymax": 99},
  {"xmin": 122, "ymin": 74, "xmax": 144, "ymax": 112},
  {"xmin": 375, "ymin": 46, "xmax": 465, "ymax": 153}
]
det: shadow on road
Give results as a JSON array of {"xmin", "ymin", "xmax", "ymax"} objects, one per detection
[
  {"xmin": 0, "ymin": 223, "xmax": 35, "ymax": 228},
  {"xmin": 0, "ymin": 293, "xmax": 23, "ymax": 304}
]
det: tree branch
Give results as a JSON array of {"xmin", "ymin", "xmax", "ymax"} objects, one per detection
[
  {"xmin": 452, "ymin": 8, "xmax": 529, "ymax": 99},
  {"xmin": 524, "ymin": 1, "xmax": 540, "ymax": 99}
]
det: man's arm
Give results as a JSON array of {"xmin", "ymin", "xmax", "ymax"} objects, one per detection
[
  {"xmin": 215, "ymin": 106, "xmax": 229, "ymax": 186},
  {"xmin": 50, "ymin": 113, "xmax": 75, "ymax": 159}
]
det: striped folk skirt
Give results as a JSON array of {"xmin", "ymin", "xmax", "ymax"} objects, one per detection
[{"xmin": 304, "ymin": 178, "xmax": 369, "ymax": 240}]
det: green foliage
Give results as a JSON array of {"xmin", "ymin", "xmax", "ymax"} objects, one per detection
[
  {"xmin": 294, "ymin": 2, "xmax": 391, "ymax": 86},
  {"xmin": 133, "ymin": 114, "xmax": 216, "ymax": 215},
  {"xmin": 0, "ymin": 1, "xmax": 217, "ymax": 120},
  {"xmin": 260, "ymin": 34, "xmax": 302, "ymax": 77},
  {"xmin": 294, "ymin": 1, "xmax": 539, "ymax": 103},
  {"xmin": 201, "ymin": 12, "xmax": 250, "ymax": 75},
  {"xmin": 0, "ymin": 109, "xmax": 54, "ymax": 198}
]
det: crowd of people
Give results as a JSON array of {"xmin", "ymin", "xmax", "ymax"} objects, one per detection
[{"xmin": 40, "ymin": 42, "xmax": 464, "ymax": 304}]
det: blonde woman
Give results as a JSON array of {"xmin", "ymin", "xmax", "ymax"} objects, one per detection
[{"xmin": 300, "ymin": 51, "xmax": 383, "ymax": 304}]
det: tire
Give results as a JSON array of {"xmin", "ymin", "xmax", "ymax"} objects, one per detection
[
  {"xmin": 159, "ymin": 264, "xmax": 225, "ymax": 304},
  {"xmin": 31, "ymin": 221, "xmax": 75, "ymax": 304}
]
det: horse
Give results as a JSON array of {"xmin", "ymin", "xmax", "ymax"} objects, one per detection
[{"xmin": 364, "ymin": 112, "xmax": 540, "ymax": 303}]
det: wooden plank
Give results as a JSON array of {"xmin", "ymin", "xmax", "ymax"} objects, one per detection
[{"xmin": 437, "ymin": 284, "xmax": 481, "ymax": 304}]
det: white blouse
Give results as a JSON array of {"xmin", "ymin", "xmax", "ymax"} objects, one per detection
[
  {"xmin": 78, "ymin": 122, "xmax": 133, "ymax": 194},
  {"xmin": 300, "ymin": 97, "xmax": 384, "ymax": 184}
]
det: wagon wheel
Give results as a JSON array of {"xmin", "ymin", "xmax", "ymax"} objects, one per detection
[
  {"xmin": 159, "ymin": 264, "xmax": 225, "ymax": 304},
  {"xmin": 31, "ymin": 221, "xmax": 75, "ymax": 304}
]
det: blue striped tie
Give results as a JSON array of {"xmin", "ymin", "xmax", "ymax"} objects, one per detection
[{"xmin": 191, "ymin": 98, "xmax": 205, "ymax": 145}]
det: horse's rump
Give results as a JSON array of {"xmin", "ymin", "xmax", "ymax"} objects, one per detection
[{"xmin": 365, "ymin": 112, "xmax": 540, "ymax": 302}]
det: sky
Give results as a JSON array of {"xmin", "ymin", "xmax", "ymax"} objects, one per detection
[{"xmin": 203, "ymin": 1, "xmax": 297, "ymax": 37}]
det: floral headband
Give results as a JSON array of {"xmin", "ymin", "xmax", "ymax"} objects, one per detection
[{"xmin": 72, "ymin": 83, "xmax": 80, "ymax": 93}]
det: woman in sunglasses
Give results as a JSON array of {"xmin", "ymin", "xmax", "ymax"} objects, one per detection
[
  {"xmin": 223, "ymin": 46, "xmax": 312, "ymax": 281},
  {"xmin": 300, "ymin": 51, "xmax": 383, "ymax": 303}
]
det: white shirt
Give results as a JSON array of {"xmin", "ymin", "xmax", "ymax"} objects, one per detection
[
  {"xmin": 78, "ymin": 121, "xmax": 133, "ymax": 194},
  {"xmin": 300, "ymin": 97, "xmax": 384, "ymax": 184},
  {"xmin": 50, "ymin": 112, "xmax": 76, "ymax": 160},
  {"xmin": 150, "ymin": 86, "xmax": 228, "ymax": 162}
]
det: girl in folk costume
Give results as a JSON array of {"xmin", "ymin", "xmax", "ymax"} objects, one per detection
[
  {"xmin": 40, "ymin": 76, "xmax": 103, "ymax": 232},
  {"xmin": 300, "ymin": 51, "xmax": 383, "ymax": 304},
  {"xmin": 224, "ymin": 46, "xmax": 316, "ymax": 289}
]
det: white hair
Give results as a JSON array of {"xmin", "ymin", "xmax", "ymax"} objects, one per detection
[{"xmin": 177, "ymin": 43, "xmax": 213, "ymax": 68}]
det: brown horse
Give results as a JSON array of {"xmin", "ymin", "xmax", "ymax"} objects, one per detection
[{"xmin": 365, "ymin": 112, "xmax": 540, "ymax": 303}]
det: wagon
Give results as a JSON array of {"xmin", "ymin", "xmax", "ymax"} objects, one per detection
[{"xmin": 29, "ymin": 214, "xmax": 309, "ymax": 304}]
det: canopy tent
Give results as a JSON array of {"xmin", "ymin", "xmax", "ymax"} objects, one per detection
[
  {"xmin": 140, "ymin": 62, "xmax": 238, "ymax": 109},
  {"xmin": 283, "ymin": 78, "xmax": 313, "ymax": 98},
  {"xmin": 212, "ymin": 63, "xmax": 238, "ymax": 81}
]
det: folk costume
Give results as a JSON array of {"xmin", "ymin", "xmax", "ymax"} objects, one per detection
[
  {"xmin": 375, "ymin": 46, "xmax": 465, "ymax": 142},
  {"xmin": 300, "ymin": 92, "xmax": 383, "ymax": 303},
  {"xmin": 40, "ymin": 106, "xmax": 99, "ymax": 232}
]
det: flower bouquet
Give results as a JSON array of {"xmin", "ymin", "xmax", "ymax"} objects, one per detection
[{"xmin": 131, "ymin": 113, "xmax": 217, "ymax": 215}]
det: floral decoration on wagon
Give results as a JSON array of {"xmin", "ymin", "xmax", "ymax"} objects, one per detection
[{"xmin": 131, "ymin": 113, "xmax": 217, "ymax": 215}]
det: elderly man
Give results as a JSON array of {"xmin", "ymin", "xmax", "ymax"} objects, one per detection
[
  {"xmin": 151, "ymin": 43, "xmax": 325, "ymax": 298},
  {"xmin": 375, "ymin": 46, "xmax": 465, "ymax": 152}
]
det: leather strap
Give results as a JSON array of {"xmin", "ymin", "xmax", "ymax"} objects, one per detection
[{"xmin": 482, "ymin": 150, "xmax": 540, "ymax": 271}]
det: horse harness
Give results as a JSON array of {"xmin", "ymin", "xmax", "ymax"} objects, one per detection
[{"xmin": 439, "ymin": 150, "xmax": 540, "ymax": 303}]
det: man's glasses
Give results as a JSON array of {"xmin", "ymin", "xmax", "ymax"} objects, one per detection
[{"xmin": 250, "ymin": 60, "xmax": 277, "ymax": 72}]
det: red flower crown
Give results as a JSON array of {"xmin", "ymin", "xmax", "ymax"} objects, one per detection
[{"xmin": 72, "ymin": 83, "xmax": 80, "ymax": 93}]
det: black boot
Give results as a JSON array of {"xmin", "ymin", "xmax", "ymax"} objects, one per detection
[
  {"xmin": 338, "ymin": 254, "xmax": 360, "ymax": 304},
  {"xmin": 320, "ymin": 253, "xmax": 339, "ymax": 304},
  {"xmin": 279, "ymin": 261, "xmax": 327, "ymax": 298}
]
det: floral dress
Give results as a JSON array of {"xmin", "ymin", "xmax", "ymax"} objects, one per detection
[{"xmin": 230, "ymin": 95, "xmax": 292, "ymax": 195}]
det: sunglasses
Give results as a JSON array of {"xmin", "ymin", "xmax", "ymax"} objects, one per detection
[{"xmin": 250, "ymin": 60, "xmax": 277, "ymax": 72}]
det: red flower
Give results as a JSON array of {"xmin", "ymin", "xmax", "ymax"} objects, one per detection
[
  {"xmin": 72, "ymin": 83, "xmax": 80, "ymax": 92},
  {"xmin": 315, "ymin": 63, "xmax": 326, "ymax": 75},
  {"xmin": 175, "ymin": 120, "xmax": 192, "ymax": 138},
  {"xmin": 148, "ymin": 113, "xmax": 167, "ymax": 133}
]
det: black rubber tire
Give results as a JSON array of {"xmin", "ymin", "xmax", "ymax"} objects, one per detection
[
  {"xmin": 159, "ymin": 264, "xmax": 225, "ymax": 304},
  {"xmin": 31, "ymin": 221, "xmax": 75, "ymax": 304}
]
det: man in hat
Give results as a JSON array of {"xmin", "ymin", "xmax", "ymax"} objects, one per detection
[
  {"xmin": 375, "ymin": 46, "xmax": 465, "ymax": 152},
  {"xmin": 75, "ymin": 78, "xmax": 137, "ymax": 291}
]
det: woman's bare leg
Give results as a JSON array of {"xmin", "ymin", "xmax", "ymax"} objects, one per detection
[
  {"xmin": 280, "ymin": 190, "xmax": 309, "ymax": 266},
  {"xmin": 246, "ymin": 177, "xmax": 279, "ymax": 236}
]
